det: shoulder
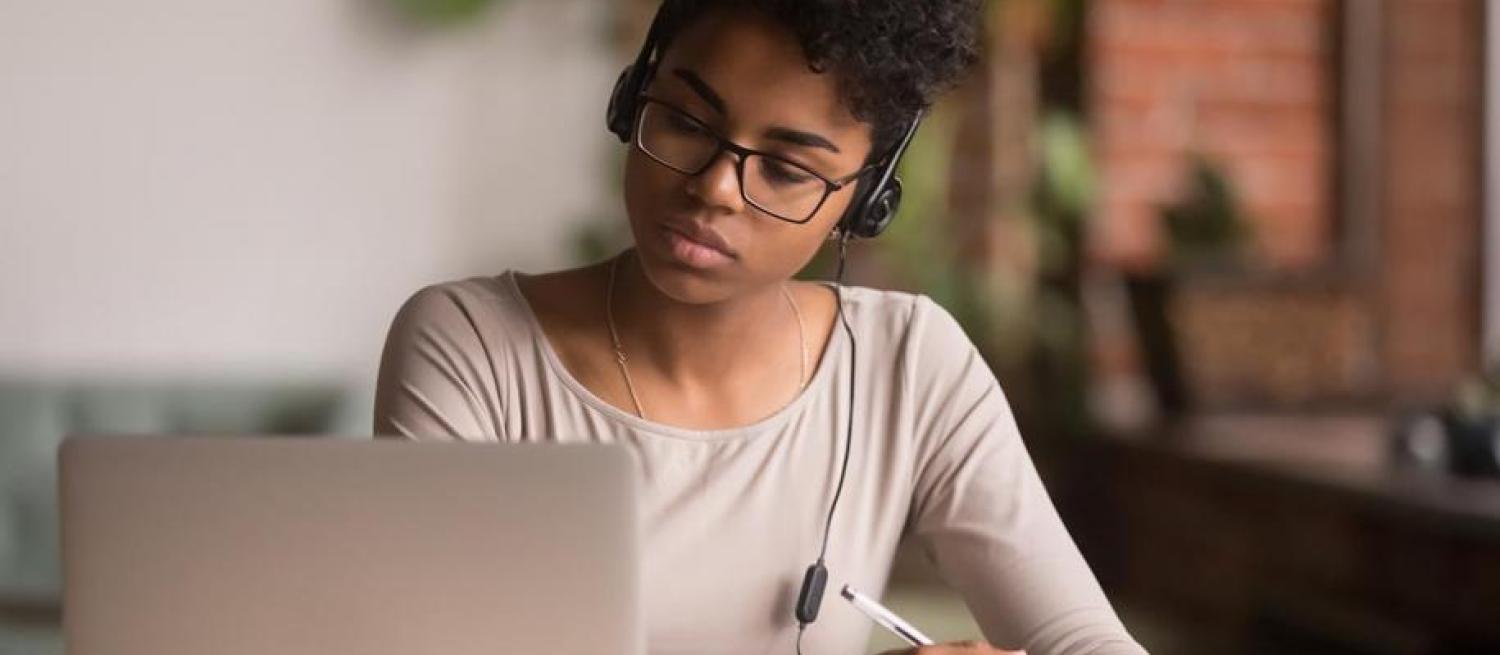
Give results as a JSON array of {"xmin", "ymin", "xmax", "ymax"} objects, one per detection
[
  {"xmin": 376, "ymin": 275, "xmax": 528, "ymax": 441},
  {"xmin": 815, "ymin": 283, "xmax": 980, "ymax": 389},
  {"xmin": 383, "ymin": 274, "xmax": 528, "ymax": 354},
  {"xmin": 831, "ymin": 284, "xmax": 971, "ymax": 354},
  {"xmin": 846, "ymin": 287, "xmax": 986, "ymax": 402}
]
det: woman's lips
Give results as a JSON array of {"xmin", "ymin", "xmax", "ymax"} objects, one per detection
[{"xmin": 662, "ymin": 225, "xmax": 735, "ymax": 269}]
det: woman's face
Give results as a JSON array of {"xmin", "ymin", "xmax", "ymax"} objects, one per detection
[{"xmin": 622, "ymin": 8, "xmax": 875, "ymax": 305}]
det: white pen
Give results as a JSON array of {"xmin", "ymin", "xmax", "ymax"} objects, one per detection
[{"xmin": 840, "ymin": 584, "xmax": 935, "ymax": 646}]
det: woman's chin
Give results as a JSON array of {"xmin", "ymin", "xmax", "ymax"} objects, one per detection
[{"xmin": 632, "ymin": 249, "xmax": 739, "ymax": 305}]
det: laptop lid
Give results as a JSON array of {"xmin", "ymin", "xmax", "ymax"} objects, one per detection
[{"xmin": 59, "ymin": 436, "xmax": 642, "ymax": 655}]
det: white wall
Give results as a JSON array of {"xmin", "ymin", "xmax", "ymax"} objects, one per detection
[{"xmin": 0, "ymin": 0, "xmax": 619, "ymax": 386}]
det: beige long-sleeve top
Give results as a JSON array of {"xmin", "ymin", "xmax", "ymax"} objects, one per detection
[{"xmin": 373, "ymin": 270, "xmax": 1148, "ymax": 655}]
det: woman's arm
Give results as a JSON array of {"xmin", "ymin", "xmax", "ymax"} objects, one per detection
[
  {"xmin": 903, "ymin": 296, "xmax": 1148, "ymax": 655},
  {"xmin": 373, "ymin": 284, "xmax": 505, "ymax": 442}
]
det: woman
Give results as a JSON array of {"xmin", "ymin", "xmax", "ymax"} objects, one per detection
[{"xmin": 375, "ymin": 1, "xmax": 1147, "ymax": 653}]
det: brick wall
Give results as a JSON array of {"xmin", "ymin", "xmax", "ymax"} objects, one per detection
[
  {"xmin": 1089, "ymin": 0, "xmax": 1336, "ymax": 272},
  {"xmin": 1088, "ymin": 0, "xmax": 1484, "ymax": 410},
  {"xmin": 1379, "ymin": 0, "xmax": 1484, "ymax": 402}
]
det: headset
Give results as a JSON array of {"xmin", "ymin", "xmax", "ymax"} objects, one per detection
[
  {"xmin": 606, "ymin": 3, "xmax": 922, "ymax": 240},
  {"xmin": 605, "ymin": 2, "xmax": 925, "ymax": 650}
]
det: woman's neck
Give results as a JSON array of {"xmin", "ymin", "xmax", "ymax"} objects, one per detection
[{"xmin": 608, "ymin": 250, "xmax": 795, "ymax": 389}]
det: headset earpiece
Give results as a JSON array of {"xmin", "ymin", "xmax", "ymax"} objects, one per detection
[
  {"xmin": 840, "ymin": 174, "xmax": 903, "ymax": 239},
  {"xmin": 606, "ymin": 64, "xmax": 638, "ymax": 143},
  {"xmin": 861, "ymin": 176, "xmax": 903, "ymax": 238},
  {"xmin": 836, "ymin": 111, "xmax": 922, "ymax": 240},
  {"xmin": 606, "ymin": 6, "xmax": 668, "ymax": 145}
]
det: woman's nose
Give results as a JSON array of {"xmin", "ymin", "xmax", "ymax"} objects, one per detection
[{"xmin": 684, "ymin": 150, "xmax": 746, "ymax": 213}]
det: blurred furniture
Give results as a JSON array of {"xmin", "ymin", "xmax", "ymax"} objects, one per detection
[{"xmin": 1090, "ymin": 414, "xmax": 1500, "ymax": 654}]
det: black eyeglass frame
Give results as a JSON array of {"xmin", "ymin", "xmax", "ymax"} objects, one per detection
[{"xmin": 633, "ymin": 94, "xmax": 876, "ymax": 224}]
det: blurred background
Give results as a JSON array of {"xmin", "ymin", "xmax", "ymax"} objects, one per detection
[{"xmin": 2, "ymin": 0, "xmax": 1497, "ymax": 653}]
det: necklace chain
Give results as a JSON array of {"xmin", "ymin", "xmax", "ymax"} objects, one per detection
[{"xmin": 606, "ymin": 251, "xmax": 807, "ymax": 421}]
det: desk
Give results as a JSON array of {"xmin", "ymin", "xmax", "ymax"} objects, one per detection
[{"xmin": 1088, "ymin": 414, "xmax": 1500, "ymax": 654}]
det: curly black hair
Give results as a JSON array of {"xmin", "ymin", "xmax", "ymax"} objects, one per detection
[{"xmin": 652, "ymin": 0, "xmax": 984, "ymax": 161}]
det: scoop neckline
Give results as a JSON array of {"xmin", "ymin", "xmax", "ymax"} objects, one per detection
[{"xmin": 499, "ymin": 269, "xmax": 848, "ymax": 442}]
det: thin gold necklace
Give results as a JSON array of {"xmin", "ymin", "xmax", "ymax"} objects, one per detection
[{"xmin": 605, "ymin": 251, "xmax": 808, "ymax": 421}]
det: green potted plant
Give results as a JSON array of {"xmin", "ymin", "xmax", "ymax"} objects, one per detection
[{"xmin": 1124, "ymin": 154, "xmax": 1247, "ymax": 419}]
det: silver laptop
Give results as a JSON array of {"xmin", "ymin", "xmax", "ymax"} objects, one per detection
[{"xmin": 59, "ymin": 436, "xmax": 642, "ymax": 655}]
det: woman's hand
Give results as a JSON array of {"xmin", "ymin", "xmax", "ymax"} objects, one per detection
[{"xmin": 876, "ymin": 641, "xmax": 1024, "ymax": 655}]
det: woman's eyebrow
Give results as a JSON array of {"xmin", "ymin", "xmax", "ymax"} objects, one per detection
[
  {"xmin": 670, "ymin": 67, "xmax": 842, "ymax": 155},
  {"xmin": 671, "ymin": 68, "xmax": 727, "ymax": 115},
  {"xmin": 765, "ymin": 126, "xmax": 841, "ymax": 154}
]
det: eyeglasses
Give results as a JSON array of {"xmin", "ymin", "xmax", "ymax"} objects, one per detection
[{"xmin": 633, "ymin": 96, "xmax": 871, "ymax": 224}]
